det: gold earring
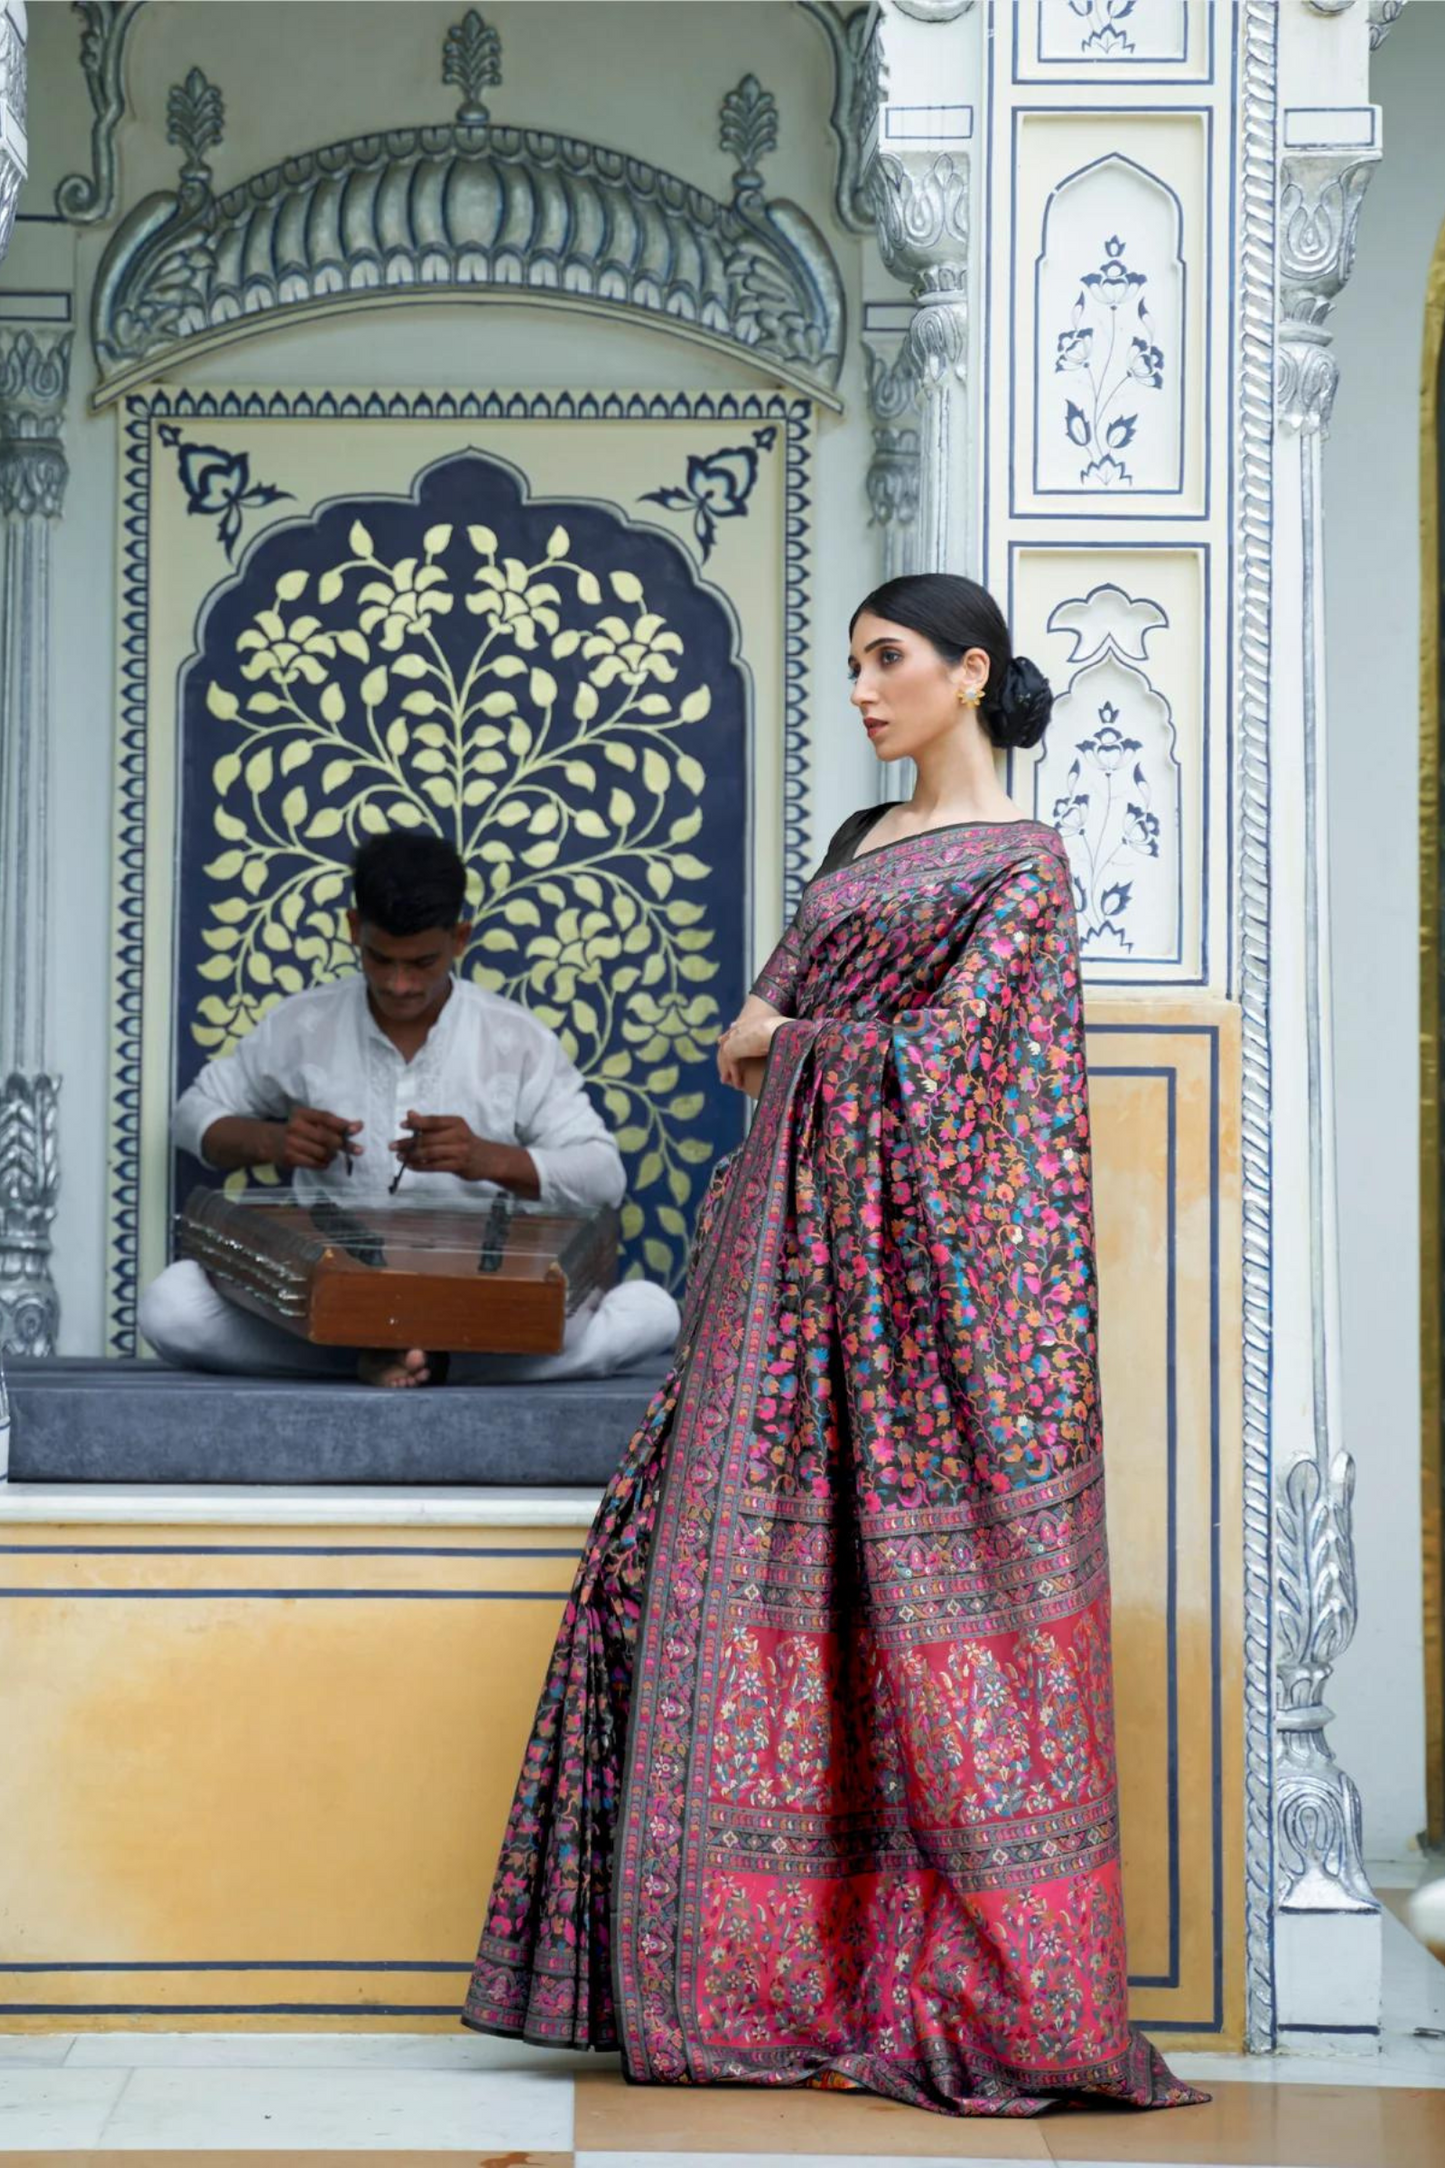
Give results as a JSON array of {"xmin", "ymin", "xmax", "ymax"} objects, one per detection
[{"xmin": 957, "ymin": 686, "xmax": 983, "ymax": 708}]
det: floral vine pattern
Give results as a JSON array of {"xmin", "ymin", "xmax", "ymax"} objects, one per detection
[
  {"xmin": 1054, "ymin": 234, "xmax": 1164, "ymax": 487},
  {"xmin": 177, "ymin": 452, "xmax": 750, "ymax": 1287},
  {"xmin": 1049, "ymin": 702, "xmax": 1160, "ymax": 948},
  {"xmin": 640, "ymin": 427, "xmax": 778, "ymax": 562},
  {"xmin": 158, "ymin": 422, "xmax": 293, "ymax": 562}
]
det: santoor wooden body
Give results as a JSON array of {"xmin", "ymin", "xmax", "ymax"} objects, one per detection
[{"xmin": 177, "ymin": 1188, "xmax": 619, "ymax": 1355}]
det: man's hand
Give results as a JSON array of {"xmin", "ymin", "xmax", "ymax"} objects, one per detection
[
  {"xmin": 391, "ymin": 1112, "xmax": 490, "ymax": 1181},
  {"xmin": 278, "ymin": 1106, "xmax": 362, "ymax": 1171},
  {"xmin": 199, "ymin": 1109, "xmax": 361, "ymax": 1174}
]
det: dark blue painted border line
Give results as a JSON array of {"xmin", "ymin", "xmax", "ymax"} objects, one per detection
[
  {"xmin": 1094, "ymin": 1062, "xmax": 1180, "ymax": 1994},
  {"xmin": 1092, "ymin": 1021, "xmax": 1225, "ymax": 2033}
]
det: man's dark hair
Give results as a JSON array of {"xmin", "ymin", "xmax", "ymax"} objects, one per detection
[{"xmin": 351, "ymin": 830, "xmax": 468, "ymax": 935}]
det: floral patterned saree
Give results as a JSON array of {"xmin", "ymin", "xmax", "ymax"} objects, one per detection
[{"xmin": 463, "ymin": 819, "xmax": 1203, "ymax": 2117}]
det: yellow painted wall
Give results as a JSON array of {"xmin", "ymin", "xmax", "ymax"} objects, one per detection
[{"xmin": 0, "ymin": 997, "xmax": 1241, "ymax": 2042}]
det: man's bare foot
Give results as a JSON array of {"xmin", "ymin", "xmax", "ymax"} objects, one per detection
[{"xmin": 358, "ymin": 1347, "xmax": 431, "ymax": 1389}]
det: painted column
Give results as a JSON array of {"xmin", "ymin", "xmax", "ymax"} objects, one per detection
[
  {"xmin": 1267, "ymin": 1, "xmax": 1385, "ymax": 2033},
  {"xmin": 0, "ymin": 0, "xmax": 26, "ymax": 267},
  {"xmin": 0, "ymin": 328, "xmax": 72, "ymax": 1361},
  {"xmin": 859, "ymin": 0, "xmax": 979, "ymax": 807},
  {"xmin": 865, "ymin": 0, "xmax": 979, "ymax": 583},
  {"xmin": 863, "ymin": 336, "xmax": 921, "ymax": 806}
]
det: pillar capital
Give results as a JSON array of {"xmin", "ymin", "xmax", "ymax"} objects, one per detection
[{"xmin": 0, "ymin": 328, "xmax": 74, "ymax": 519}]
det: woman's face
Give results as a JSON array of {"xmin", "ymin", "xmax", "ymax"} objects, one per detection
[{"xmin": 847, "ymin": 612, "xmax": 989, "ymax": 763}]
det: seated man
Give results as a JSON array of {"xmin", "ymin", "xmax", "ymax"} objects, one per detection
[{"xmin": 139, "ymin": 830, "xmax": 680, "ymax": 1387}]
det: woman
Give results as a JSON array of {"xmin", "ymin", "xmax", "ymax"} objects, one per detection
[{"xmin": 462, "ymin": 574, "xmax": 1205, "ymax": 2117}]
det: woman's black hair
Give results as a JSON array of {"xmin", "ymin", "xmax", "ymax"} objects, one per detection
[
  {"xmin": 849, "ymin": 574, "xmax": 1053, "ymax": 751},
  {"xmin": 352, "ymin": 829, "xmax": 468, "ymax": 934}
]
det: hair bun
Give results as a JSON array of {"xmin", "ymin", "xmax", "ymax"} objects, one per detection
[{"xmin": 989, "ymin": 654, "xmax": 1053, "ymax": 750}]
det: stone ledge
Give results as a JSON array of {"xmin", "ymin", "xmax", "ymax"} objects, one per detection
[{"xmin": 3, "ymin": 1356, "xmax": 666, "ymax": 1488}]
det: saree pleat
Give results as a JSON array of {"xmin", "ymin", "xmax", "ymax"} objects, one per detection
[{"xmin": 464, "ymin": 822, "xmax": 1205, "ymax": 2117}]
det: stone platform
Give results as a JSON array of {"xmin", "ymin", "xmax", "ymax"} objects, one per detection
[{"xmin": 2, "ymin": 1356, "xmax": 667, "ymax": 1485}]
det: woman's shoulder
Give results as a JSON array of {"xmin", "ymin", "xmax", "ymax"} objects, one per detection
[{"xmin": 809, "ymin": 804, "xmax": 890, "ymax": 879}]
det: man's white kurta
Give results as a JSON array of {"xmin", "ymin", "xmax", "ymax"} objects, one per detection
[{"xmin": 172, "ymin": 976, "xmax": 625, "ymax": 1212}]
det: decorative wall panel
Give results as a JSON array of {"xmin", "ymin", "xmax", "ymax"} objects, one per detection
[
  {"xmin": 108, "ymin": 388, "xmax": 812, "ymax": 1353},
  {"xmin": 1086, "ymin": 996, "xmax": 1243, "ymax": 2038},
  {"xmin": 1010, "ymin": 545, "xmax": 1208, "ymax": 977},
  {"xmin": 1012, "ymin": 113, "xmax": 1210, "ymax": 519},
  {"xmin": 1017, "ymin": 0, "xmax": 1213, "ymax": 83}
]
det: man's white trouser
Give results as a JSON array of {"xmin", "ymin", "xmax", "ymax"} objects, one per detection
[{"xmin": 137, "ymin": 1260, "xmax": 681, "ymax": 1384}]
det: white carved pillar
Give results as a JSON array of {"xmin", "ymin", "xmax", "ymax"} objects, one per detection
[
  {"xmin": 862, "ymin": 335, "xmax": 921, "ymax": 806},
  {"xmin": 864, "ymin": 342, "xmax": 921, "ymax": 584},
  {"xmin": 864, "ymin": 1, "xmax": 979, "ymax": 582},
  {"xmin": 0, "ymin": 0, "xmax": 26, "ymax": 267},
  {"xmin": 860, "ymin": 0, "xmax": 978, "ymax": 810},
  {"xmin": 0, "ymin": 329, "xmax": 72, "ymax": 1359},
  {"xmin": 1268, "ymin": 5, "xmax": 1383, "ymax": 2034}
]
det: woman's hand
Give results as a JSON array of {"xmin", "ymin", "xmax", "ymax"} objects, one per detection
[{"xmin": 717, "ymin": 999, "xmax": 784, "ymax": 1093}]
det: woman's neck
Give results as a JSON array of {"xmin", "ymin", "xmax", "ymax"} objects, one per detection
[{"xmin": 906, "ymin": 736, "xmax": 1017, "ymax": 824}]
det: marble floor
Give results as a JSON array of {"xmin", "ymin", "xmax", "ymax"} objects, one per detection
[{"xmin": 0, "ymin": 1909, "xmax": 1440, "ymax": 2165}]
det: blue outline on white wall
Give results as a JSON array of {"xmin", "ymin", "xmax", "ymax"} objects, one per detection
[
  {"xmin": 1044, "ymin": 582, "xmax": 1184, "ymax": 963},
  {"xmin": 1017, "ymin": 0, "xmax": 1214, "ymax": 85},
  {"xmin": 1007, "ymin": 541, "xmax": 1211, "ymax": 987},
  {"xmin": 1032, "ymin": 152, "xmax": 1187, "ymax": 502},
  {"xmin": 108, "ymin": 386, "xmax": 814, "ymax": 1357},
  {"xmin": 1010, "ymin": 108, "xmax": 1214, "ymax": 524}
]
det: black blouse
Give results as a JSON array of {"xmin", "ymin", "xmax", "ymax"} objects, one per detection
[{"xmin": 810, "ymin": 804, "xmax": 892, "ymax": 879}]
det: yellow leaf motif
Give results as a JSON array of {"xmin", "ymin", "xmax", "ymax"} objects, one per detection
[{"xmin": 190, "ymin": 485, "xmax": 736, "ymax": 1289}]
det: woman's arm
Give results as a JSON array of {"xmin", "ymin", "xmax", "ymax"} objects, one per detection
[{"xmin": 717, "ymin": 1000, "xmax": 784, "ymax": 1096}]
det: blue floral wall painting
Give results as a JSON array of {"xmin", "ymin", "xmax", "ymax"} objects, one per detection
[{"xmin": 109, "ymin": 392, "xmax": 811, "ymax": 1347}]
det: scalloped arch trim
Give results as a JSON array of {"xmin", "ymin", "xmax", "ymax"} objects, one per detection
[{"xmin": 90, "ymin": 120, "xmax": 846, "ymax": 410}]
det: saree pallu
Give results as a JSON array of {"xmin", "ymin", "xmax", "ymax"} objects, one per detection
[{"xmin": 463, "ymin": 820, "xmax": 1204, "ymax": 2117}]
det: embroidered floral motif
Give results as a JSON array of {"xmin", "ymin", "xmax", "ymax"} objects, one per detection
[{"xmin": 463, "ymin": 820, "xmax": 1204, "ymax": 2117}]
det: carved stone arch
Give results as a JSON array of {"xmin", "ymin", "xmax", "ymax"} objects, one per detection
[{"xmin": 87, "ymin": 20, "xmax": 847, "ymax": 410}]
